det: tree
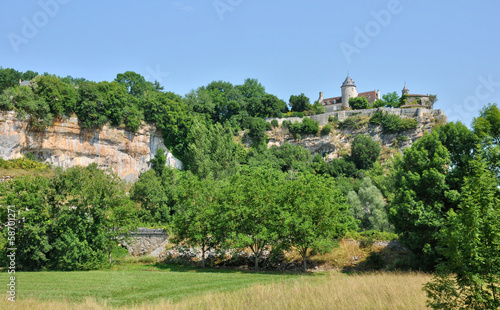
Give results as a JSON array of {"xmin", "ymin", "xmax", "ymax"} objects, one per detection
[
  {"xmin": 236, "ymin": 78, "xmax": 266, "ymax": 99},
  {"xmin": 0, "ymin": 165, "xmax": 135, "ymax": 270},
  {"xmin": 131, "ymin": 169, "xmax": 170, "ymax": 224},
  {"xmin": 389, "ymin": 132, "xmax": 453, "ymax": 270},
  {"xmin": 75, "ymin": 81, "xmax": 109, "ymax": 128},
  {"xmin": 247, "ymin": 94, "xmax": 288, "ymax": 117},
  {"xmin": 32, "ymin": 75, "xmax": 77, "ymax": 116},
  {"xmin": 473, "ymin": 103, "xmax": 500, "ymax": 144},
  {"xmin": 382, "ymin": 91, "xmax": 400, "ymax": 108},
  {"xmin": 185, "ymin": 119, "xmax": 239, "ymax": 179},
  {"xmin": 289, "ymin": 93, "xmax": 311, "ymax": 112},
  {"xmin": 347, "ymin": 177, "xmax": 391, "ymax": 231},
  {"xmin": 425, "ymin": 157, "xmax": 500, "ymax": 309},
  {"xmin": 347, "ymin": 135, "xmax": 381, "ymax": 170},
  {"xmin": 206, "ymin": 80, "xmax": 244, "ymax": 123},
  {"xmin": 221, "ymin": 168, "xmax": 285, "ymax": 270},
  {"xmin": 115, "ymin": 71, "xmax": 157, "ymax": 97},
  {"xmin": 0, "ymin": 68, "xmax": 22, "ymax": 91},
  {"xmin": 349, "ymin": 96, "xmax": 370, "ymax": 110},
  {"xmin": 282, "ymin": 174, "xmax": 356, "ymax": 271},
  {"xmin": 0, "ymin": 176, "xmax": 53, "ymax": 270},
  {"xmin": 172, "ymin": 174, "xmax": 222, "ymax": 268}
]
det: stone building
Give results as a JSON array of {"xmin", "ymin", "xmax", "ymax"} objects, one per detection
[
  {"xmin": 318, "ymin": 76, "xmax": 435, "ymax": 111},
  {"xmin": 318, "ymin": 75, "xmax": 380, "ymax": 112},
  {"xmin": 400, "ymin": 84, "xmax": 434, "ymax": 109}
]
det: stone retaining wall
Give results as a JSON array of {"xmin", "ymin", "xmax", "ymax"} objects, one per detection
[
  {"xmin": 121, "ymin": 228, "xmax": 169, "ymax": 256},
  {"xmin": 266, "ymin": 108, "xmax": 446, "ymax": 126}
]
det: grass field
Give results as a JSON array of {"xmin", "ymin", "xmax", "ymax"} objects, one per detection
[{"xmin": 0, "ymin": 264, "xmax": 431, "ymax": 309}]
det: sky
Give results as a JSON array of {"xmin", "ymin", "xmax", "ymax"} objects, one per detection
[{"xmin": 2, "ymin": 0, "xmax": 500, "ymax": 126}]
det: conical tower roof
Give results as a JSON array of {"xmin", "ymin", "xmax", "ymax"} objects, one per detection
[
  {"xmin": 341, "ymin": 75, "xmax": 355, "ymax": 87},
  {"xmin": 402, "ymin": 84, "xmax": 409, "ymax": 94}
]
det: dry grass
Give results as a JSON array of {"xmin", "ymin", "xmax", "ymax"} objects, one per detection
[{"xmin": 3, "ymin": 272, "xmax": 431, "ymax": 310}]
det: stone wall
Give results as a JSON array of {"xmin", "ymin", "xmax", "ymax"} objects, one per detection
[
  {"xmin": 266, "ymin": 107, "xmax": 446, "ymax": 126},
  {"xmin": 0, "ymin": 111, "xmax": 182, "ymax": 182},
  {"xmin": 121, "ymin": 228, "xmax": 169, "ymax": 257}
]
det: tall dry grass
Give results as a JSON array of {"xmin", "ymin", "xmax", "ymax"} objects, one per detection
[{"xmin": 3, "ymin": 272, "xmax": 431, "ymax": 310}]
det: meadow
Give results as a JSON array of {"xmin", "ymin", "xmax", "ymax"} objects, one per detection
[{"xmin": 0, "ymin": 264, "xmax": 431, "ymax": 310}]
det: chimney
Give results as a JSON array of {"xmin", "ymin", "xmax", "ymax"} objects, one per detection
[{"xmin": 318, "ymin": 92, "xmax": 324, "ymax": 105}]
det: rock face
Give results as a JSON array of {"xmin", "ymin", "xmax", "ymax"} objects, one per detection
[
  {"xmin": 0, "ymin": 111, "xmax": 182, "ymax": 181},
  {"xmin": 264, "ymin": 108, "xmax": 447, "ymax": 159}
]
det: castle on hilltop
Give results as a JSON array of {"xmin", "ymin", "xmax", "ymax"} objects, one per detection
[{"xmin": 318, "ymin": 75, "xmax": 434, "ymax": 112}]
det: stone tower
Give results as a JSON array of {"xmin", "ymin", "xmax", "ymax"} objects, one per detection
[
  {"xmin": 402, "ymin": 84, "xmax": 409, "ymax": 96},
  {"xmin": 341, "ymin": 75, "xmax": 358, "ymax": 109}
]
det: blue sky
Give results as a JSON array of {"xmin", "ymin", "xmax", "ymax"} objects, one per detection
[{"xmin": 2, "ymin": 0, "xmax": 500, "ymax": 126}]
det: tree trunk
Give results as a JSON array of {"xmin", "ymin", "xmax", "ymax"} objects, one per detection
[
  {"xmin": 109, "ymin": 251, "xmax": 112, "ymax": 264},
  {"xmin": 255, "ymin": 252, "xmax": 259, "ymax": 271},
  {"xmin": 202, "ymin": 245, "xmax": 206, "ymax": 268},
  {"xmin": 302, "ymin": 248, "xmax": 308, "ymax": 272}
]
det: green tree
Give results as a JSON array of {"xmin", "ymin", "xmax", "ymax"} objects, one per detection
[
  {"xmin": 221, "ymin": 168, "xmax": 284, "ymax": 270},
  {"xmin": 349, "ymin": 96, "xmax": 370, "ymax": 110},
  {"xmin": 115, "ymin": 71, "xmax": 156, "ymax": 97},
  {"xmin": 75, "ymin": 81, "xmax": 109, "ymax": 129},
  {"xmin": 185, "ymin": 119, "xmax": 239, "ymax": 179},
  {"xmin": 0, "ymin": 176, "xmax": 53, "ymax": 270},
  {"xmin": 32, "ymin": 75, "xmax": 77, "ymax": 116},
  {"xmin": 247, "ymin": 94, "xmax": 288, "ymax": 117},
  {"xmin": 206, "ymin": 80, "xmax": 244, "ymax": 123},
  {"xmin": 425, "ymin": 157, "xmax": 500, "ymax": 309},
  {"xmin": 473, "ymin": 103, "xmax": 500, "ymax": 144},
  {"xmin": 282, "ymin": 173, "xmax": 356, "ymax": 271},
  {"xmin": 0, "ymin": 68, "xmax": 22, "ymax": 91},
  {"xmin": 347, "ymin": 135, "xmax": 381, "ymax": 170},
  {"xmin": 382, "ymin": 91, "xmax": 400, "ymax": 108},
  {"xmin": 236, "ymin": 78, "xmax": 266, "ymax": 100},
  {"xmin": 289, "ymin": 93, "xmax": 311, "ymax": 112},
  {"xmin": 172, "ymin": 174, "xmax": 222, "ymax": 268},
  {"xmin": 389, "ymin": 132, "xmax": 453, "ymax": 270},
  {"xmin": 347, "ymin": 177, "xmax": 391, "ymax": 231}
]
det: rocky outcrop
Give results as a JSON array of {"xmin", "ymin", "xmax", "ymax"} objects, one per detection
[
  {"xmin": 0, "ymin": 111, "xmax": 182, "ymax": 182},
  {"xmin": 264, "ymin": 108, "xmax": 447, "ymax": 159}
]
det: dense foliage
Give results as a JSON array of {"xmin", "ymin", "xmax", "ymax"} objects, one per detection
[{"xmin": 0, "ymin": 165, "xmax": 135, "ymax": 270}]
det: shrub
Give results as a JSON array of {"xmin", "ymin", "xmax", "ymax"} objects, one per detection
[
  {"xmin": 369, "ymin": 112, "xmax": 418, "ymax": 134},
  {"xmin": 300, "ymin": 117, "xmax": 319, "ymax": 135},
  {"xmin": 339, "ymin": 115, "xmax": 367, "ymax": 130},
  {"xmin": 265, "ymin": 122, "xmax": 272, "ymax": 131},
  {"xmin": 282, "ymin": 120, "xmax": 291, "ymax": 128},
  {"xmin": 271, "ymin": 119, "xmax": 279, "ymax": 128},
  {"xmin": 320, "ymin": 124, "xmax": 332, "ymax": 136},
  {"xmin": 349, "ymin": 97, "xmax": 370, "ymax": 110}
]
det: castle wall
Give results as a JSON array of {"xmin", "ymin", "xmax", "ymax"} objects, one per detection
[{"xmin": 266, "ymin": 108, "xmax": 446, "ymax": 126}]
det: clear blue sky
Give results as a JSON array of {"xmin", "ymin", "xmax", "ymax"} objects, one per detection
[{"xmin": 2, "ymin": 0, "xmax": 500, "ymax": 126}]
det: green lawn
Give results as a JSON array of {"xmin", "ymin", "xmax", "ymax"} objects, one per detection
[{"xmin": 0, "ymin": 264, "xmax": 309, "ymax": 306}]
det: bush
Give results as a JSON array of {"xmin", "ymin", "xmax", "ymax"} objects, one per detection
[
  {"xmin": 271, "ymin": 119, "xmax": 279, "ymax": 128},
  {"xmin": 320, "ymin": 124, "xmax": 332, "ymax": 136},
  {"xmin": 369, "ymin": 112, "xmax": 418, "ymax": 134},
  {"xmin": 339, "ymin": 115, "xmax": 367, "ymax": 130},
  {"xmin": 300, "ymin": 117, "xmax": 319, "ymax": 135},
  {"xmin": 287, "ymin": 118, "xmax": 319, "ymax": 137},
  {"xmin": 349, "ymin": 97, "xmax": 370, "ymax": 110},
  {"xmin": 265, "ymin": 122, "xmax": 272, "ymax": 131}
]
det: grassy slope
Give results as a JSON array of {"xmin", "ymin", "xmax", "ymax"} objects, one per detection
[{"xmin": 1, "ymin": 270, "xmax": 431, "ymax": 309}]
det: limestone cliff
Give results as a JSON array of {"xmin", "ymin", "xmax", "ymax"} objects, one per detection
[
  {"xmin": 262, "ymin": 108, "xmax": 447, "ymax": 160},
  {"xmin": 0, "ymin": 111, "xmax": 182, "ymax": 182}
]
